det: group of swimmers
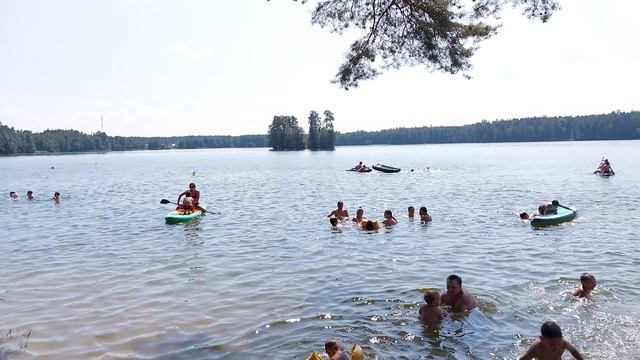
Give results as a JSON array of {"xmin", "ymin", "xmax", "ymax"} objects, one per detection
[
  {"xmin": 327, "ymin": 201, "xmax": 433, "ymax": 230},
  {"xmin": 321, "ymin": 272, "xmax": 595, "ymax": 359},
  {"xmin": 9, "ymin": 191, "xmax": 60, "ymax": 203}
]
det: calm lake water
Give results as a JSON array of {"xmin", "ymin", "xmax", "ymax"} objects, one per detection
[{"xmin": 1, "ymin": 141, "xmax": 639, "ymax": 359}]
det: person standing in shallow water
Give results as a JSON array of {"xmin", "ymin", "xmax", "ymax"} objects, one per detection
[
  {"xmin": 52, "ymin": 192, "xmax": 60, "ymax": 203},
  {"xmin": 327, "ymin": 201, "xmax": 349, "ymax": 220},
  {"xmin": 27, "ymin": 191, "xmax": 34, "ymax": 200},
  {"xmin": 440, "ymin": 274, "xmax": 478, "ymax": 313}
]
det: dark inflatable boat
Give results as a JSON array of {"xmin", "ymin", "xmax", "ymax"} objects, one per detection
[{"xmin": 372, "ymin": 164, "xmax": 401, "ymax": 173}]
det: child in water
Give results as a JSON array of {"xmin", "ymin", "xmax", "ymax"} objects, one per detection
[
  {"xmin": 407, "ymin": 206, "xmax": 415, "ymax": 219},
  {"xmin": 572, "ymin": 273, "xmax": 596, "ymax": 298},
  {"xmin": 329, "ymin": 217, "xmax": 341, "ymax": 231},
  {"xmin": 519, "ymin": 321, "xmax": 584, "ymax": 360},
  {"xmin": 361, "ymin": 219, "xmax": 380, "ymax": 231},
  {"xmin": 52, "ymin": 192, "xmax": 60, "ymax": 203},
  {"xmin": 9, "ymin": 192, "xmax": 18, "ymax": 201},
  {"xmin": 382, "ymin": 210, "xmax": 397, "ymax": 226},
  {"xmin": 419, "ymin": 290, "xmax": 447, "ymax": 328},
  {"xmin": 419, "ymin": 206, "xmax": 432, "ymax": 223}
]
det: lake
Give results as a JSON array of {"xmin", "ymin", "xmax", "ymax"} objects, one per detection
[{"xmin": 1, "ymin": 141, "xmax": 639, "ymax": 359}]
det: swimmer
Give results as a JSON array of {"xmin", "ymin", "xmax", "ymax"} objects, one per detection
[
  {"xmin": 361, "ymin": 219, "xmax": 380, "ymax": 231},
  {"xmin": 572, "ymin": 273, "xmax": 596, "ymax": 298},
  {"xmin": 408, "ymin": 206, "xmax": 415, "ymax": 219},
  {"xmin": 519, "ymin": 321, "xmax": 584, "ymax": 360},
  {"xmin": 440, "ymin": 274, "xmax": 478, "ymax": 313},
  {"xmin": 419, "ymin": 206, "xmax": 432, "ymax": 223},
  {"xmin": 329, "ymin": 217, "xmax": 342, "ymax": 231},
  {"xmin": 419, "ymin": 290, "xmax": 447, "ymax": 328},
  {"xmin": 382, "ymin": 210, "xmax": 397, "ymax": 226},
  {"xmin": 327, "ymin": 201, "xmax": 349, "ymax": 221},
  {"xmin": 325, "ymin": 338, "xmax": 351, "ymax": 360},
  {"xmin": 351, "ymin": 207, "xmax": 366, "ymax": 224}
]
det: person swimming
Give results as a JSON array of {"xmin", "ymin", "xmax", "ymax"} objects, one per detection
[
  {"xmin": 351, "ymin": 207, "xmax": 367, "ymax": 223},
  {"xmin": 382, "ymin": 210, "xmax": 397, "ymax": 226},
  {"xmin": 329, "ymin": 217, "xmax": 342, "ymax": 231},
  {"xmin": 361, "ymin": 219, "xmax": 380, "ymax": 231}
]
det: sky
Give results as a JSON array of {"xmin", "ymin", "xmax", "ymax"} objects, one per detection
[{"xmin": 0, "ymin": 0, "xmax": 638, "ymax": 136}]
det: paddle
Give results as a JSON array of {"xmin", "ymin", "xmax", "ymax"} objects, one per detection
[
  {"xmin": 557, "ymin": 203, "xmax": 576, "ymax": 214},
  {"xmin": 160, "ymin": 199, "xmax": 215, "ymax": 214},
  {"xmin": 593, "ymin": 157, "xmax": 604, "ymax": 174}
]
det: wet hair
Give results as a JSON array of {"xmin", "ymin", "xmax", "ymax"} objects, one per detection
[
  {"xmin": 551, "ymin": 200, "xmax": 559, "ymax": 206},
  {"xmin": 329, "ymin": 217, "xmax": 338, "ymax": 226},
  {"xmin": 10, "ymin": 192, "xmax": 16, "ymax": 195},
  {"xmin": 384, "ymin": 210, "xmax": 392, "ymax": 216},
  {"xmin": 185, "ymin": 191, "xmax": 192, "ymax": 197},
  {"xmin": 365, "ymin": 220, "xmax": 375, "ymax": 230},
  {"xmin": 540, "ymin": 321, "xmax": 563, "ymax": 339},
  {"xmin": 54, "ymin": 192, "xmax": 60, "ymax": 196},
  {"xmin": 189, "ymin": 183, "xmax": 196, "ymax": 188},
  {"xmin": 408, "ymin": 206, "xmax": 415, "ymax": 210},
  {"xmin": 519, "ymin": 212, "xmax": 530, "ymax": 219},
  {"xmin": 356, "ymin": 207, "xmax": 363, "ymax": 213},
  {"xmin": 447, "ymin": 274, "xmax": 462, "ymax": 286},
  {"xmin": 324, "ymin": 338, "xmax": 342, "ymax": 352},
  {"xmin": 419, "ymin": 206, "xmax": 427, "ymax": 214},
  {"xmin": 337, "ymin": 201, "xmax": 343, "ymax": 207},
  {"xmin": 580, "ymin": 272, "xmax": 595, "ymax": 282},
  {"xmin": 27, "ymin": 191, "xmax": 33, "ymax": 195},
  {"xmin": 424, "ymin": 290, "xmax": 439, "ymax": 304}
]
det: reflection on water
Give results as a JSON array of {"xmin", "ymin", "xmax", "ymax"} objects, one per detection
[{"xmin": 1, "ymin": 141, "xmax": 639, "ymax": 359}]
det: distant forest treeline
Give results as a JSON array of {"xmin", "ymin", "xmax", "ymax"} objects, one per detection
[
  {"xmin": 336, "ymin": 111, "xmax": 640, "ymax": 145},
  {"xmin": 1, "ymin": 111, "xmax": 639, "ymax": 155}
]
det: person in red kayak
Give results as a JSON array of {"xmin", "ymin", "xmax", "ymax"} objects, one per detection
[{"xmin": 178, "ymin": 183, "xmax": 200, "ymax": 210}]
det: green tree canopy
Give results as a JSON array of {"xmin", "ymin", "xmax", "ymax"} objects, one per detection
[
  {"xmin": 277, "ymin": 0, "xmax": 559, "ymax": 89},
  {"xmin": 268, "ymin": 115, "xmax": 306, "ymax": 151},
  {"xmin": 308, "ymin": 110, "xmax": 321, "ymax": 150}
]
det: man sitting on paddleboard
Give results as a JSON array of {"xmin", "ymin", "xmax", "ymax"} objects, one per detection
[
  {"xmin": 178, "ymin": 183, "xmax": 200, "ymax": 210},
  {"xmin": 597, "ymin": 159, "xmax": 614, "ymax": 174}
]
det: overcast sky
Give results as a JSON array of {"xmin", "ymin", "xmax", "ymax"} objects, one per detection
[{"xmin": 1, "ymin": 0, "xmax": 638, "ymax": 136}]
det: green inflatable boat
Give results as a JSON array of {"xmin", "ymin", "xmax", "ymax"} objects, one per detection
[{"xmin": 530, "ymin": 206, "xmax": 577, "ymax": 227}]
